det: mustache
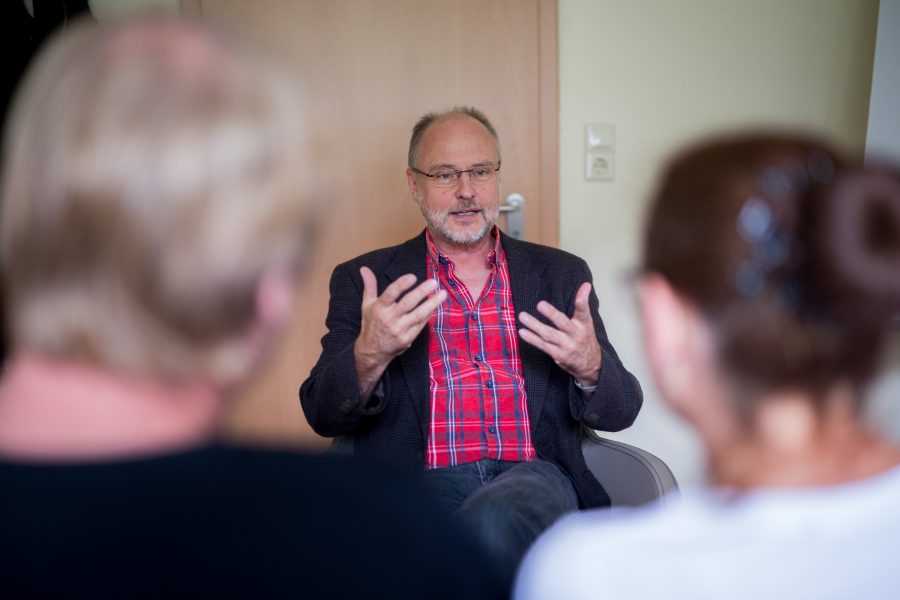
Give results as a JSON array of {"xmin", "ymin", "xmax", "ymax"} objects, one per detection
[{"xmin": 448, "ymin": 202, "xmax": 482, "ymax": 213}]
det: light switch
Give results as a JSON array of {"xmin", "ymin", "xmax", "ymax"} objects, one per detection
[{"xmin": 585, "ymin": 124, "xmax": 614, "ymax": 181}]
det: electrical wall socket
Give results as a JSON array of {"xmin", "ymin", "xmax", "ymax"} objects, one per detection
[
  {"xmin": 584, "ymin": 124, "xmax": 615, "ymax": 181},
  {"xmin": 586, "ymin": 149, "xmax": 614, "ymax": 181}
]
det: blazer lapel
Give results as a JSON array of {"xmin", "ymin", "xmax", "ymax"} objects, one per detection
[
  {"xmin": 500, "ymin": 232, "xmax": 553, "ymax": 430},
  {"xmin": 383, "ymin": 232, "xmax": 431, "ymax": 438}
]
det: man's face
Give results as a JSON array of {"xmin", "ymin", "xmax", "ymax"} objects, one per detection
[{"xmin": 406, "ymin": 115, "xmax": 501, "ymax": 247}]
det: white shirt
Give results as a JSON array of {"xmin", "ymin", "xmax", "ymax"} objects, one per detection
[{"xmin": 515, "ymin": 464, "xmax": 900, "ymax": 600}]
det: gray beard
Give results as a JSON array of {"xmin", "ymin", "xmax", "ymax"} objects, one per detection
[{"xmin": 417, "ymin": 197, "xmax": 499, "ymax": 246}]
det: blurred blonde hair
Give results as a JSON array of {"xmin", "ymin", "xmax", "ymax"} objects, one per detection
[{"xmin": 1, "ymin": 16, "xmax": 314, "ymax": 383}]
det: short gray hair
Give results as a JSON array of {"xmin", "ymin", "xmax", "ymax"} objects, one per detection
[
  {"xmin": 407, "ymin": 106, "xmax": 501, "ymax": 167},
  {"xmin": 1, "ymin": 17, "xmax": 315, "ymax": 383}
]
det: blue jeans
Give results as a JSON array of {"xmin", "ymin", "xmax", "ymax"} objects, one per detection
[{"xmin": 424, "ymin": 459, "xmax": 579, "ymax": 584}]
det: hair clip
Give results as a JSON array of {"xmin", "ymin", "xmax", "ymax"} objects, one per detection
[{"xmin": 806, "ymin": 148, "xmax": 835, "ymax": 184}]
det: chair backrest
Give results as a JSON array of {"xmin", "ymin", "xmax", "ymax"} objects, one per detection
[{"xmin": 581, "ymin": 428, "xmax": 679, "ymax": 507}]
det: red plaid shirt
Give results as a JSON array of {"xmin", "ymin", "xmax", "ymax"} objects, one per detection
[{"xmin": 424, "ymin": 228, "xmax": 535, "ymax": 469}]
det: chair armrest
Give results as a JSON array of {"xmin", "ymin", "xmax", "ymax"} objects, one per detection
[{"xmin": 581, "ymin": 428, "xmax": 679, "ymax": 507}]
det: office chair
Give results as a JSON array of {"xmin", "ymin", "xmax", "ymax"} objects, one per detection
[{"xmin": 582, "ymin": 428, "xmax": 679, "ymax": 507}]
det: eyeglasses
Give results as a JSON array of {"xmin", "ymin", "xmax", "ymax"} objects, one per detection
[{"xmin": 411, "ymin": 162, "xmax": 501, "ymax": 187}]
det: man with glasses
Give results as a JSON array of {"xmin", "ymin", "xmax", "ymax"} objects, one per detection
[{"xmin": 301, "ymin": 107, "xmax": 642, "ymax": 582}]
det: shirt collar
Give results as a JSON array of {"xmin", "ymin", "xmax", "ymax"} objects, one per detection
[{"xmin": 425, "ymin": 226, "xmax": 501, "ymax": 268}]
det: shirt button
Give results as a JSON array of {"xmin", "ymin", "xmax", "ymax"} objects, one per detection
[
  {"xmin": 488, "ymin": 426, "xmax": 496, "ymax": 433},
  {"xmin": 475, "ymin": 354, "xmax": 483, "ymax": 362},
  {"xmin": 485, "ymin": 380, "xmax": 493, "ymax": 388},
  {"xmin": 449, "ymin": 280, "xmax": 457, "ymax": 287},
  {"xmin": 471, "ymin": 313, "xmax": 478, "ymax": 321}
]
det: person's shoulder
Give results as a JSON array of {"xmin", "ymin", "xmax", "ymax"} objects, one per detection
[
  {"xmin": 525, "ymin": 504, "xmax": 676, "ymax": 561},
  {"xmin": 216, "ymin": 446, "xmax": 505, "ymax": 597},
  {"xmin": 202, "ymin": 446, "xmax": 455, "ymax": 532},
  {"xmin": 1, "ymin": 446, "xmax": 506, "ymax": 599},
  {"xmin": 207, "ymin": 444, "xmax": 424, "ymax": 492},
  {"xmin": 500, "ymin": 234, "xmax": 590, "ymax": 275},
  {"xmin": 515, "ymin": 499, "xmax": 713, "ymax": 600},
  {"xmin": 502, "ymin": 235, "xmax": 584, "ymax": 262},
  {"xmin": 334, "ymin": 232, "xmax": 426, "ymax": 273}
]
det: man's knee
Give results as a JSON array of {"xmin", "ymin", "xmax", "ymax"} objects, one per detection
[
  {"xmin": 497, "ymin": 460, "xmax": 579, "ymax": 516},
  {"xmin": 458, "ymin": 461, "xmax": 578, "ymax": 537}
]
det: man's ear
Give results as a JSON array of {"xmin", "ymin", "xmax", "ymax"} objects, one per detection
[
  {"xmin": 638, "ymin": 273, "xmax": 700, "ymax": 410},
  {"xmin": 406, "ymin": 167, "xmax": 419, "ymax": 204}
]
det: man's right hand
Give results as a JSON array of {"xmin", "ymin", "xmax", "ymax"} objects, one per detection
[{"xmin": 353, "ymin": 266, "xmax": 447, "ymax": 399}]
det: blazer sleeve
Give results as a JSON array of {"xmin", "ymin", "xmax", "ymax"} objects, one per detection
[
  {"xmin": 299, "ymin": 261, "xmax": 389, "ymax": 437},
  {"xmin": 565, "ymin": 259, "xmax": 643, "ymax": 432}
]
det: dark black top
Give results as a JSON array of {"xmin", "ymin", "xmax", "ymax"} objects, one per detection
[
  {"xmin": 0, "ymin": 445, "xmax": 506, "ymax": 599},
  {"xmin": 300, "ymin": 231, "xmax": 643, "ymax": 509}
]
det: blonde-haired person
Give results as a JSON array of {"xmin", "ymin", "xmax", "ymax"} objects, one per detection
[
  {"xmin": 0, "ymin": 16, "xmax": 503, "ymax": 598},
  {"xmin": 515, "ymin": 134, "xmax": 900, "ymax": 600}
]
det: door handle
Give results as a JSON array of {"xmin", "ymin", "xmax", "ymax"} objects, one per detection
[{"xmin": 499, "ymin": 193, "xmax": 524, "ymax": 240}]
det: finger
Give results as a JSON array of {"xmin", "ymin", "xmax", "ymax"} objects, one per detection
[
  {"xmin": 533, "ymin": 301, "xmax": 576, "ymax": 334},
  {"xmin": 518, "ymin": 328, "xmax": 559, "ymax": 357},
  {"xmin": 378, "ymin": 273, "xmax": 418, "ymax": 305},
  {"xmin": 518, "ymin": 311, "xmax": 566, "ymax": 346},
  {"xmin": 403, "ymin": 289, "xmax": 448, "ymax": 327},
  {"xmin": 572, "ymin": 282, "xmax": 593, "ymax": 323},
  {"xmin": 395, "ymin": 278, "xmax": 439, "ymax": 313},
  {"xmin": 360, "ymin": 266, "xmax": 378, "ymax": 306}
]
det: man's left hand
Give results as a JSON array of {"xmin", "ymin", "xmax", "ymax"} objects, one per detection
[{"xmin": 518, "ymin": 282, "xmax": 602, "ymax": 387}]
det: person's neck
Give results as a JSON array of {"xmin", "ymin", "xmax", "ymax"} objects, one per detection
[
  {"xmin": 428, "ymin": 227, "xmax": 495, "ymax": 269},
  {"xmin": 0, "ymin": 351, "xmax": 221, "ymax": 462},
  {"xmin": 708, "ymin": 387, "xmax": 900, "ymax": 490}
]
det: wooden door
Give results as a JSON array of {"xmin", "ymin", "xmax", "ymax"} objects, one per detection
[{"xmin": 184, "ymin": 0, "xmax": 559, "ymax": 449}]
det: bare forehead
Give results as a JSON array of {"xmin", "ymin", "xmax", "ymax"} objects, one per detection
[{"xmin": 418, "ymin": 114, "xmax": 499, "ymax": 162}]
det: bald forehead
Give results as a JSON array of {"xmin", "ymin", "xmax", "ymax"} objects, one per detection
[
  {"xmin": 421, "ymin": 113, "xmax": 493, "ymax": 143},
  {"xmin": 416, "ymin": 114, "xmax": 500, "ymax": 168}
]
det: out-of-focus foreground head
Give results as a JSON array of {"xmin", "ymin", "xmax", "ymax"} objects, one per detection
[
  {"xmin": 643, "ymin": 134, "xmax": 900, "ymax": 405},
  {"xmin": 0, "ymin": 16, "xmax": 314, "ymax": 385}
]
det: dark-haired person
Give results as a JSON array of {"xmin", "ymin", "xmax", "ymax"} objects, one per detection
[
  {"xmin": 300, "ymin": 107, "xmax": 642, "ymax": 582},
  {"xmin": 0, "ymin": 17, "xmax": 505, "ymax": 599},
  {"xmin": 515, "ymin": 134, "xmax": 900, "ymax": 599}
]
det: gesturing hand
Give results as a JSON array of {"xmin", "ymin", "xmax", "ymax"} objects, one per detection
[
  {"xmin": 353, "ymin": 266, "xmax": 447, "ymax": 397},
  {"xmin": 517, "ymin": 281, "xmax": 602, "ymax": 387}
]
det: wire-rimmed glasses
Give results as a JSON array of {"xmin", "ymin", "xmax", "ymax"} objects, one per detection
[{"xmin": 410, "ymin": 162, "xmax": 501, "ymax": 187}]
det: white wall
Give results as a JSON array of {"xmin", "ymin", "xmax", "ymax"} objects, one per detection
[
  {"xmin": 558, "ymin": 0, "xmax": 879, "ymax": 488},
  {"xmin": 867, "ymin": 0, "xmax": 900, "ymax": 162}
]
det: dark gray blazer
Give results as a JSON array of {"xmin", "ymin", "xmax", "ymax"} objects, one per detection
[{"xmin": 299, "ymin": 231, "xmax": 642, "ymax": 508}]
